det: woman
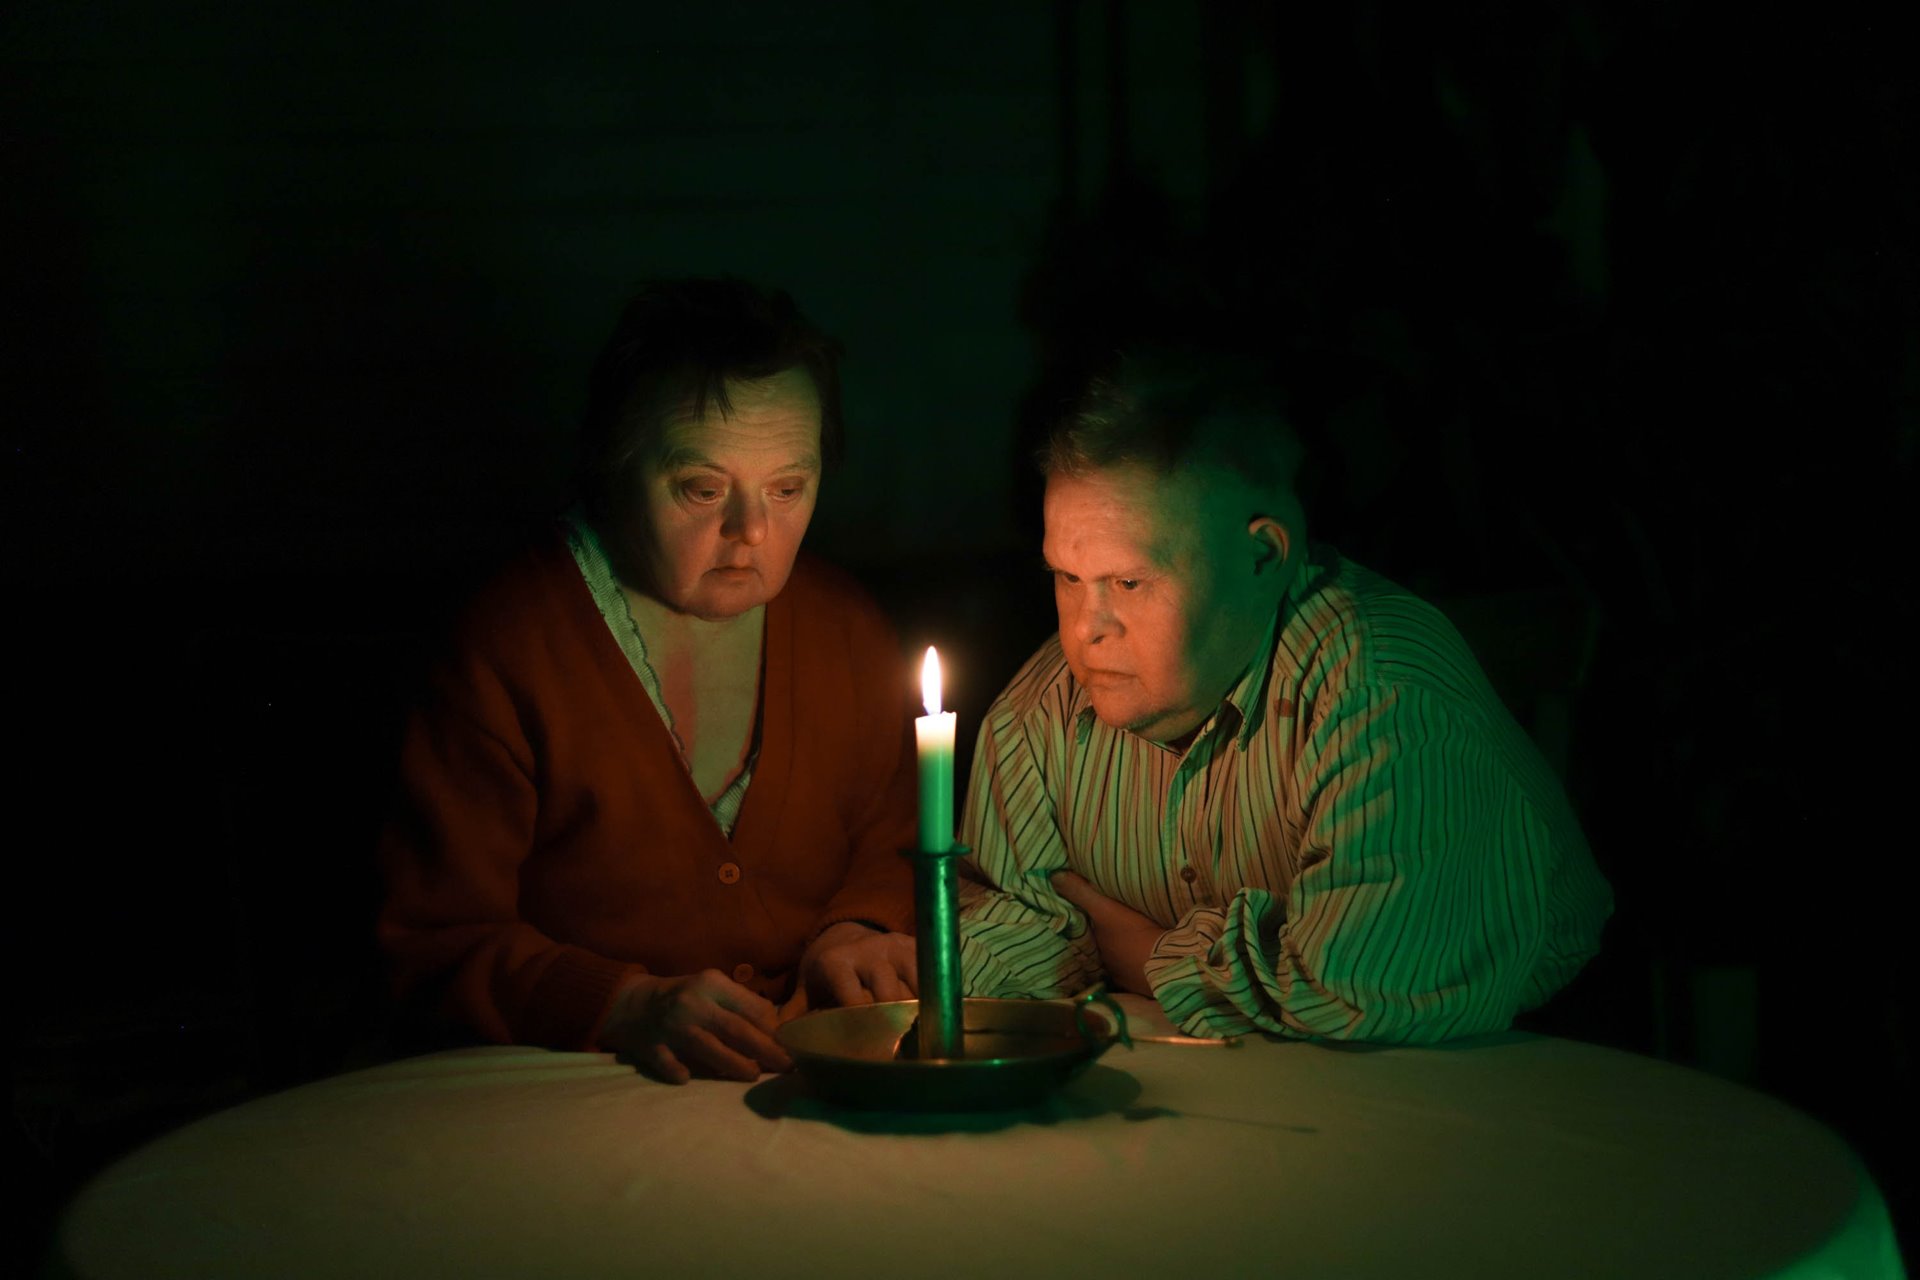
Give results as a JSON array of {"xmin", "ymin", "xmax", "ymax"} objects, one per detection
[{"xmin": 378, "ymin": 279, "xmax": 918, "ymax": 1083}]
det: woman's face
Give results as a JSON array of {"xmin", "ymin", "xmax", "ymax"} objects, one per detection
[{"xmin": 626, "ymin": 367, "xmax": 823, "ymax": 620}]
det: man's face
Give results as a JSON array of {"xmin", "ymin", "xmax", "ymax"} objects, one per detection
[
  {"xmin": 1043, "ymin": 463, "xmax": 1275, "ymax": 744},
  {"xmin": 627, "ymin": 367, "xmax": 822, "ymax": 620}
]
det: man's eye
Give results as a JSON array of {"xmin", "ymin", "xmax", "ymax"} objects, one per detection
[
  {"xmin": 1116, "ymin": 579, "xmax": 1141, "ymax": 591},
  {"xmin": 680, "ymin": 483, "xmax": 724, "ymax": 503},
  {"xmin": 1056, "ymin": 571, "xmax": 1081, "ymax": 586},
  {"xmin": 770, "ymin": 482, "xmax": 807, "ymax": 501}
]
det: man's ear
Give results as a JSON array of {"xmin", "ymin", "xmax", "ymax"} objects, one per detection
[{"xmin": 1247, "ymin": 515, "xmax": 1291, "ymax": 575}]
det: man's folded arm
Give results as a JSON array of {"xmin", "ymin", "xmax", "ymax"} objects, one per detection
[
  {"xmin": 953, "ymin": 706, "xmax": 1102, "ymax": 998},
  {"xmin": 957, "ymin": 880, "xmax": 1104, "ymax": 999},
  {"xmin": 1146, "ymin": 683, "xmax": 1559, "ymax": 1044}
]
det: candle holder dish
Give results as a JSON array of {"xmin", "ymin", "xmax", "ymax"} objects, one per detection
[{"xmin": 777, "ymin": 990, "xmax": 1131, "ymax": 1111}]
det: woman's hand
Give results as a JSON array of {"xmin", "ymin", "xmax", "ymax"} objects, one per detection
[
  {"xmin": 598, "ymin": 971, "xmax": 793, "ymax": 1084},
  {"xmin": 796, "ymin": 922, "xmax": 917, "ymax": 1009}
]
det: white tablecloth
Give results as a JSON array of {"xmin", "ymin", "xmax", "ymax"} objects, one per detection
[{"xmin": 53, "ymin": 997, "xmax": 1906, "ymax": 1279}]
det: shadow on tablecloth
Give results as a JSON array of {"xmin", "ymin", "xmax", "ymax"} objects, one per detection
[{"xmin": 740, "ymin": 1063, "xmax": 1155, "ymax": 1133}]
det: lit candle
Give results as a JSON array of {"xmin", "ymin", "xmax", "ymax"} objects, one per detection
[{"xmin": 915, "ymin": 646, "xmax": 956, "ymax": 853}]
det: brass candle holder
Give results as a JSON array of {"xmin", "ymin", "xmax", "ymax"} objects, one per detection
[
  {"xmin": 775, "ymin": 844, "xmax": 1131, "ymax": 1110},
  {"xmin": 903, "ymin": 843, "xmax": 970, "ymax": 1059}
]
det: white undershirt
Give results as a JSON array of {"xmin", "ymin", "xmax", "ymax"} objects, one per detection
[{"xmin": 562, "ymin": 509, "xmax": 758, "ymax": 838}]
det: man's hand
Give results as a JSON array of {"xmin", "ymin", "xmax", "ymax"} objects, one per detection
[
  {"xmin": 794, "ymin": 922, "xmax": 917, "ymax": 1012},
  {"xmin": 1050, "ymin": 870, "xmax": 1164, "ymax": 996},
  {"xmin": 598, "ymin": 970, "xmax": 792, "ymax": 1084}
]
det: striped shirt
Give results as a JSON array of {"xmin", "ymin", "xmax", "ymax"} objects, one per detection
[{"xmin": 956, "ymin": 546, "xmax": 1613, "ymax": 1043}]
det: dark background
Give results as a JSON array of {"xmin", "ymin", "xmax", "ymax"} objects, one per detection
[{"xmin": 6, "ymin": 0, "xmax": 1914, "ymax": 1266}]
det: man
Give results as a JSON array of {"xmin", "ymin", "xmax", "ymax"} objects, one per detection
[{"xmin": 956, "ymin": 354, "xmax": 1612, "ymax": 1042}]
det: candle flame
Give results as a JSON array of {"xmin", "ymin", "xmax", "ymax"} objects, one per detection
[{"xmin": 921, "ymin": 646, "xmax": 942, "ymax": 716}]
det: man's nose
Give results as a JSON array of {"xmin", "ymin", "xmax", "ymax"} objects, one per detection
[
  {"xmin": 1067, "ymin": 589, "xmax": 1119, "ymax": 646},
  {"xmin": 722, "ymin": 491, "xmax": 768, "ymax": 546}
]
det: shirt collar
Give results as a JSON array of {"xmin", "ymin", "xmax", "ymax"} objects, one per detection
[
  {"xmin": 1220, "ymin": 604, "xmax": 1281, "ymax": 751},
  {"xmin": 1215, "ymin": 544, "xmax": 1340, "ymax": 751}
]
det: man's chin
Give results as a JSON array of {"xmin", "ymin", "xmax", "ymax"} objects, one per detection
[
  {"xmin": 1090, "ymin": 695, "xmax": 1201, "ymax": 745},
  {"xmin": 1088, "ymin": 693, "xmax": 1152, "ymax": 733}
]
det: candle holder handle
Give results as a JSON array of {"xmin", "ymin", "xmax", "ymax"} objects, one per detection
[
  {"xmin": 902, "ymin": 843, "xmax": 970, "ymax": 1060},
  {"xmin": 1074, "ymin": 984, "xmax": 1132, "ymax": 1050}
]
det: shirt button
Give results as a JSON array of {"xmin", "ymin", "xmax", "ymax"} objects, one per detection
[
  {"xmin": 732, "ymin": 963, "xmax": 755, "ymax": 983},
  {"xmin": 718, "ymin": 862, "xmax": 741, "ymax": 885},
  {"xmin": 1180, "ymin": 865, "xmax": 1198, "ymax": 883}
]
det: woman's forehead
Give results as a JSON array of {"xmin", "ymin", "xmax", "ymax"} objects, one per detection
[{"xmin": 654, "ymin": 371, "xmax": 823, "ymax": 465}]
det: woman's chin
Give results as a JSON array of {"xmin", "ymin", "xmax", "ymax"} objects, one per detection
[{"xmin": 679, "ymin": 567, "xmax": 786, "ymax": 620}]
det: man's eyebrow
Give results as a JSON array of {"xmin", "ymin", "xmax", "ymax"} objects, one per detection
[{"xmin": 1038, "ymin": 558, "xmax": 1151, "ymax": 580}]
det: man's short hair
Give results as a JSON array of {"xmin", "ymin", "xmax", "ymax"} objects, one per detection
[
  {"xmin": 1042, "ymin": 349, "xmax": 1304, "ymax": 499},
  {"xmin": 578, "ymin": 277, "xmax": 844, "ymax": 523}
]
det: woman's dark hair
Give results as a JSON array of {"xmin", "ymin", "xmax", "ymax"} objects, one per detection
[{"xmin": 577, "ymin": 277, "xmax": 844, "ymax": 524}]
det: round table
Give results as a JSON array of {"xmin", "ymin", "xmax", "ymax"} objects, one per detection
[{"xmin": 51, "ymin": 997, "xmax": 1906, "ymax": 1279}]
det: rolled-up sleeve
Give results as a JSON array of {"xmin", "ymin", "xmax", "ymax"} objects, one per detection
[{"xmin": 955, "ymin": 699, "xmax": 1103, "ymax": 999}]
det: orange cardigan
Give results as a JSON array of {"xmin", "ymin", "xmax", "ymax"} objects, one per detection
[{"xmin": 377, "ymin": 532, "xmax": 918, "ymax": 1050}]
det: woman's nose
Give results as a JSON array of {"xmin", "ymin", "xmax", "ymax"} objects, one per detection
[{"xmin": 723, "ymin": 492, "xmax": 768, "ymax": 546}]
